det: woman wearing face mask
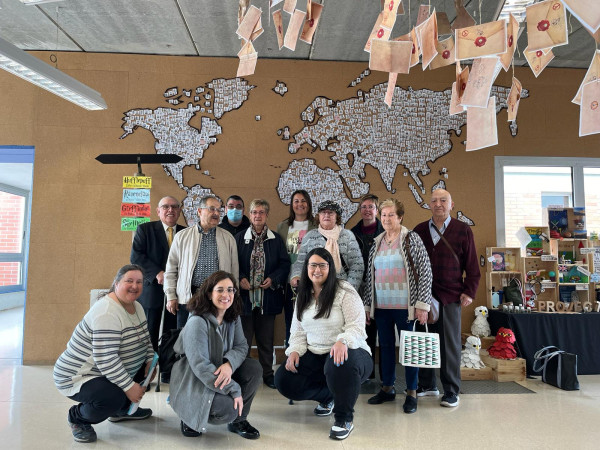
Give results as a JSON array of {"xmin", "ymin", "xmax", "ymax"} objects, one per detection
[
  {"xmin": 290, "ymin": 200, "xmax": 364, "ymax": 292},
  {"xmin": 235, "ymin": 199, "xmax": 291, "ymax": 389},
  {"xmin": 219, "ymin": 195, "xmax": 250, "ymax": 237},
  {"xmin": 276, "ymin": 189, "xmax": 316, "ymax": 346}
]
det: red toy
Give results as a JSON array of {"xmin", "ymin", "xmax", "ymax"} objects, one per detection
[{"xmin": 488, "ymin": 327, "xmax": 517, "ymax": 360}]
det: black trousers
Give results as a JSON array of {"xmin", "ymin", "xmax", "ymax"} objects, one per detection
[
  {"xmin": 365, "ymin": 317, "xmax": 382, "ymax": 379},
  {"xmin": 143, "ymin": 303, "xmax": 177, "ymax": 352},
  {"xmin": 241, "ymin": 308, "xmax": 276, "ymax": 379},
  {"xmin": 418, "ymin": 301, "xmax": 462, "ymax": 396},
  {"xmin": 68, "ymin": 366, "xmax": 145, "ymax": 425},
  {"xmin": 207, "ymin": 358, "xmax": 262, "ymax": 425},
  {"xmin": 274, "ymin": 348, "xmax": 372, "ymax": 423},
  {"xmin": 283, "ymin": 283, "xmax": 295, "ymax": 346}
]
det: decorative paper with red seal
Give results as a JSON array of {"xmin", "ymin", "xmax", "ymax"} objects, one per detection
[
  {"xmin": 369, "ymin": 39, "xmax": 413, "ymax": 74},
  {"xmin": 381, "ymin": 0, "xmax": 401, "ymax": 29},
  {"xmin": 507, "ymin": 77, "xmax": 523, "ymax": 122},
  {"xmin": 523, "ymin": 46, "xmax": 555, "ymax": 78},
  {"xmin": 415, "ymin": 4, "xmax": 431, "ymax": 27},
  {"xmin": 499, "ymin": 13, "xmax": 519, "ymax": 71},
  {"xmin": 300, "ymin": 2, "xmax": 323, "ymax": 44},
  {"xmin": 449, "ymin": 81, "xmax": 465, "ymax": 116},
  {"xmin": 456, "ymin": 63, "xmax": 470, "ymax": 101},
  {"xmin": 466, "ymin": 96, "xmax": 498, "ymax": 151},
  {"xmin": 572, "ymin": 50, "xmax": 600, "ymax": 105},
  {"xmin": 416, "ymin": 9, "xmax": 438, "ymax": 70},
  {"xmin": 273, "ymin": 9, "xmax": 284, "ymax": 50},
  {"xmin": 430, "ymin": 36, "xmax": 456, "ymax": 70},
  {"xmin": 393, "ymin": 28, "xmax": 420, "ymax": 67},
  {"xmin": 579, "ymin": 80, "xmax": 600, "ymax": 136},
  {"xmin": 364, "ymin": 12, "xmax": 392, "ymax": 53},
  {"xmin": 283, "ymin": 9, "xmax": 307, "ymax": 50},
  {"xmin": 455, "ymin": 20, "xmax": 507, "ymax": 61},
  {"xmin": 525, "ymin": 0, "xmax": 568, "ymax": 52}
]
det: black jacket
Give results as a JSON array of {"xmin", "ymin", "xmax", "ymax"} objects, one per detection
[
  {"xmin": 350, "ymin": 218, "xmax": 385, "ymax": 274},
  {"xmin": 235, "ymin": 227, "xmax": 291, "ymax": 315},
  {"xmin": 219, "ymin": 215, "xmax": 251, "ymax": 237}
]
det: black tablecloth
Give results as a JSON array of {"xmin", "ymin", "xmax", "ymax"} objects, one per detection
[{"xmin": 488, "ymin": 310, "xmax": 600, "ymax": 375}]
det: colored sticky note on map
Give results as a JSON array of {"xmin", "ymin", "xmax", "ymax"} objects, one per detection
[
  {"xmin": 123, "ymin": 176, "xmax": 152, "ymax": 188},
  {"xmin": 121, "ymin": 203, "xmax": 152, "ymax": 217},
  {"xmin": 122, "ymin": 189, "xmax": 150, "ymax": 203},
  {"xmin": 121, "ymin": 217, "xmax": 151, "ymax": 231}
]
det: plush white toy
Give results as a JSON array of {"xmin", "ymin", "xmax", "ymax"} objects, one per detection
[
  {"xmin": 471, "ymin": 305, "xmax": 491, "ymax": 337},
  {"xmin": 460, "ymin": 336, "xmax": 485, "ymax": 369}
]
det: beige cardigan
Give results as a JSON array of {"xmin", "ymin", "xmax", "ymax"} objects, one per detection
[{"xmin": 164, "ymin": 226, "xmax": 239, "ymax": 304}]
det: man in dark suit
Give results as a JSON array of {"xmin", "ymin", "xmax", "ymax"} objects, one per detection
[{"xmin": 131, "ymin": 196, "xmax": 185, "ymax": 358}]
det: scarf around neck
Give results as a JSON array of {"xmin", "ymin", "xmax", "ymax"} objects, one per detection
[
  {"xmin": 318, "ymin": 224, "xmax": 342, "ymax": 272},
  {"xmin": 249, "ymin": 226, "xmax": 268, "ymax": 309}
]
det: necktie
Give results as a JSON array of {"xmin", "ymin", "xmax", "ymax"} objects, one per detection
[{"xmin": 167, "ymin": 227, "xmax": 174, "ymax": 247}]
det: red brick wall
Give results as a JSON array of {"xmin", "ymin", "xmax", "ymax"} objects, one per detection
[{"xmin": 0, "ymin": 191, "xmax": 25, "ymax": 286}]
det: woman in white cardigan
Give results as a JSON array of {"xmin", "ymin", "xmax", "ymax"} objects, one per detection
[{"xmin": 274, "ymin": 247, "xmax": 372, "ymax": 441}]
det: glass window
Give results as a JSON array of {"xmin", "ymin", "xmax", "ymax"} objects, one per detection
[{"xmin": 0, "ymin": 190, "xmax": 26, "ymax": 289}]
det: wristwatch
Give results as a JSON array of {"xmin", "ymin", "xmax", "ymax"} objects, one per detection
[{"xmin": 338, "ymin": 338, "xmax": 348, "ymax": 347}]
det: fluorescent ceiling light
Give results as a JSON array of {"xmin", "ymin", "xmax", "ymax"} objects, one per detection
[
  {"xmin": 19, "ymin": 0, "xmax": 65, "ymax": 5},
  {"xmin": 0, "ymin": 36, "xmax": 107, "ymax": 110}
]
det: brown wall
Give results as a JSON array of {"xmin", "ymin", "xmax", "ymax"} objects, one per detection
[{"xmin": 1, "ymin": 52, "xmax": 597, "ymax": 364}]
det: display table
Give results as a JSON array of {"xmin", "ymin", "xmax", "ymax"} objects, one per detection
[{"xmin": 488, "ymin": 310, "xmax": 600, "ymax": 375}]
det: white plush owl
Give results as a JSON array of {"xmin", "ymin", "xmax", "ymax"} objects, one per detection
[
  {"xmin": 471, "ymin": 306, "xmax": 491, "ymax": 337},
  {"xmin": 460, "ymin": 336, "xmax": 485, "ymax": 369}
]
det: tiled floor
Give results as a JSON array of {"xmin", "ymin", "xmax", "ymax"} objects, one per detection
[{"xmin": 1, "ymin": 307, "xmax": 599, "ymax": 449}]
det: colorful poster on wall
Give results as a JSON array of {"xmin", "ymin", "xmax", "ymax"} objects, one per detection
[
  {"xmin": 121, "ymin": 203, "xmax": 151, "ymax": 217},
  {"xmin": 123, "ymin": 189, "xmax": 150, "ymax": 203},
  {"xmin": 123, "ymin": 176, "xmax": 152, "ymax": 188},
  {"xmin": 121, "ymin": 217, "xmax": 151, "ymax": 231}
]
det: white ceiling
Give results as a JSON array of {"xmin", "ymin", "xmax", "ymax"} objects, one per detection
[{"xmin": 0, "ymin": 0, "xmax": 596, "ymax": 69}]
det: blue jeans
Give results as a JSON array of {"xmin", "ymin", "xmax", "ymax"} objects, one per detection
[{"xmin": 374, "ymin": 308, "xmax": 418, "ymax": 391}]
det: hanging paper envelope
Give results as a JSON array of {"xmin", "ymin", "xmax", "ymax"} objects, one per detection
[
  {"xmin": 393, "ymin": 28, "xmax": 420, "ymax": 67},
  {"xmin": 273, "ymin": 9, "xmax": 284, "ymax": 49},
  {"xmin": 430, "ymin": 36, "xmax": 456, "ymax": 70},
  {"xmin": 456, "ymin": 64, "xmax": 469, "ymax": 101},
  {"xmin": 384, "ymin": 72, "xmax": 398, "ymax": 107},
  {"xmin": 507, "ymin": 77, "xmax": 522, "ymax": 122},
  {"xmin": 526, "ymin": 0, "xmax": 568, "ymax": 52},
  {"xmin": 572, "ymin": 50, "xmax": 600, "ymax": 105},
  {"xmin": 466, "ymin": 96, "xmax": 498, "ymax": 151},
  {"xmin": 365, "ymin": 12, "xmax": 392, "ymax": 53},
  {"xmin": 417, "ymin": 9, "xmax": 438, "ymax": 70},
  {"xmin": 461, "ymin": 57, "xmax": 499, "ymax": 108},
  {"xmin": 524, "ymin": 46, "xmax": 554, "ymax": 78},
  {"xmin": 449, "ymin": 82, "xmax": 465, "ymax": 115},
  {"xmin": 370, "ymin": 39, "xmax": 413, "ymax": 74},
  {"xmin": 381, "ymin": 0, "xmax": 402, "ymax": 29},
  {"xmin": 452, "ymin": 0, "xmax": 476, "ymax": 31},
  {"xmin": 455, "ymin": 20, "xmax": 507, "ymax": 61},
  {"xmin": 300, "ymin": 2, "xmax": 323, "ymax": 44},
  {"xmin": 579, "ymin": 80, "xmax": 600, "ymax": 136},
  {"xmin": 562, "ymin": 0, "xmax": 600, "ymax": 34},
  {"xmin": 499, "ymin": 14, "xmax": 519, "ymax": 71}
]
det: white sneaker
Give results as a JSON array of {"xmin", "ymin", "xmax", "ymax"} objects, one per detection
[
  {"xmin": 440, "ymin": 394, "xmax": 459, "ymax": 407},
  {"xmin": 416, "ymin": 387, "xmax": 440, "ymax": 397}
]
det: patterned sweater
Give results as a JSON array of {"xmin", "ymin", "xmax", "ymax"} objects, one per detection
[
  {"xmin": 53, "ymin": 295, "xmax": 154, "ymax": 397},
  {"xmin": 363, "ymin": 226, "xmax": 433, "ymax": 320},
  {"xmin": 413, "ymin": 218, "xmax": 481, "ymax": 305},
  {"xmin": 290, "ymin": 228, "xmax": 364, "ymax": 291}
]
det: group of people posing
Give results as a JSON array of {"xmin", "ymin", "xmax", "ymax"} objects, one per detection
[{"xmin": 53, "ymin": 188, "xmax": 480, "ymax": 443}]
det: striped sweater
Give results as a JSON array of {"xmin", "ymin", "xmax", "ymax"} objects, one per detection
[{"xmin": 53, "ymin": 295, "xmax": 154, "ymax": 397}]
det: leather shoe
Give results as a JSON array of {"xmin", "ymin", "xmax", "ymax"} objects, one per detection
[
  {"xmin": 160, "ymin": 373, "xmax": 170, "ymax": 384},
  {"xmin": 227, "ymin": 420, "xmax": 260, "ymax": 440},
  {"xmin": 403, "ymin": 395, "xmax": 418, "ymax": 414},
  {"xmin": 180, "ymin": 421, "xmax": 201, "ymax": 437},
  {"xmin": 368, "ymin": 388, "xmax": 396, "ymax": 404},
  {"xmin": 263, "ymin": 375, "xmax": 276, "ymax": 389}
]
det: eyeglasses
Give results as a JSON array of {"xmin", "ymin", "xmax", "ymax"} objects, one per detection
[
  {"xmin": 227, "ymin": 204, "xmax": 243, "ymax": 210},
  {"xmin": 251, "ymin": 210, "xmax": 267, "ymax": 215},
  {"xmin": 201, "ymin": 206, "xmax": 221, "ymax": 213},
  {"xmin": 159, "ymin": 204, "xmax": 180, "ymax": 210},
  {"xmin": 213, "ymin": 287, "xmax": 237, "ymax": 294},
  {"xmin": 319, "ymin": 211, "xmax": 336, "ymax": 216},
  {"xmin": 308, "ymin": 263, "xmax": 329, "ymax": 270},
  {"xmin": 360, "ymin": 205, "xmax": 376, "ymax": 211}
]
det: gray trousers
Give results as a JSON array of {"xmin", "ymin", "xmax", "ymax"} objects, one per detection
[
  {"xmin": 418, "ymin": 301, "xmax": 462, "ymax": 396},
  {"xmin": 208, "ymin": 358, "xmax": 262, "ymax": 424}
]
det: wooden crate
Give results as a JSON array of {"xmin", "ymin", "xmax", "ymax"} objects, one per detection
[
  {"xmin": 480, "ymin": 351, "xmax": 526, "ymax": 382},
  {"xmin": 461, "ymin": 365, "xmax": 493, "ymax": 380},
  {"xmin": 461, "ymin": 333, "xmax": 495, "ymax": 350}
]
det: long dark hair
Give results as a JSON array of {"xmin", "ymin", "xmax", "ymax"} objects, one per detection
[
  {"xmin": 296, "ymin": 247, "xmax": 339, "ymax": 321},
  {"xmin": 99, "ymin": 264, "xmax": 144, "ymax": 300},
  {"xmin": 286, "ymin": 189, "xmax": 314, "ymax": 226},
  {"xmin": 187, "ymin": 271, "xmax": 242, "ymax": 322}
]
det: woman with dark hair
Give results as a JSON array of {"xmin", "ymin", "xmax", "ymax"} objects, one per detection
[
  {"xmin": 290, "ymin": 200, "xmax": 364, "ymax": 291},
  {"xmin": 274, "ymin": 248, "xmax": 372, "ymax": 441},
  {"xmin": 54, "ymin": 264, "xmax": 156, "ymax": 443},
  {"xmin": 276, "ymin": 189, "xmax": 316, "ymax": 346},
  {"xmin": 169, "ymin": 271, "xmax": 262, "ymax": 440}
]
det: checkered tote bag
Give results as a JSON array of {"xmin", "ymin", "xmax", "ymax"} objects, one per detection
[{"xmin": 400, "ymin": 321, "xmax": 441, "ymax": 368}]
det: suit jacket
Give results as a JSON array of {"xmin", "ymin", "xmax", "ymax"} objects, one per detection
[{"xmin": 130, "ymin": 220, "xmax": 185, "ymax": 310}]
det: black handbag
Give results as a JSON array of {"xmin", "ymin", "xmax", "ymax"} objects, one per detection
[{"xmin": 533, "ymin": 346, "xmax": 580, "ymax": 391}]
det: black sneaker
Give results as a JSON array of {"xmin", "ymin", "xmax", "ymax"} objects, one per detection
[
  {"xmin": 313, "ymin": 400, "xmax": 334, "ymax": 416},
  {"xmin": 108, "ymin": 407, "xmax": 153, "ymax": 422},
  {"xmin": 403, "ymin": 395, "xmax": 418, "ymax": 414},
  {"xmin": 180, "ymin": 421, "xmax": 202, "ymax": 437},
  {"xmin": 68, "ymin": 420, "xmax": 97, "ymax": 443},
  {"xmin": 263, "ymin": 375, "xmax": 276, "ymax": 389},
  {"xmin": 416, "ymin": 386, "xmax": 440, "ymax": 397},
  {"xmin": 367, "ymin": 388, "xmax": 396, "ymax": 404},
  {"xmin": 329, "ymin": 421, "xmax": 354, "ymax": 440},
  {"xmin": 440, "ymin": 393, "xmax": 460, "ymax": 407},
  {"xmin": 227, "ymin": 420, "xmax": 260, "ymax": 440}
]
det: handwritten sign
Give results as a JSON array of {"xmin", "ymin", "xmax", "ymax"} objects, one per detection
[
  {"xmin": 121, "ymin": 203, "xmax": 151, "ymax": 217},
  {"xmin": 123, "ymin": 189, "xmax": 150, "ymax": 203},
  {"xmin": 123, "ymin": 176, "xmax": 152, "ymax": 188},
  {"xmin": 121, "ymin": 217, "xmax": 150, "ymax": 231},
  {"xmin": 541, "ymin": 255, "xmax": 557, "ymax": 261}
]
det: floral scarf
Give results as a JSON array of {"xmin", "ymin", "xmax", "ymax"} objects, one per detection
[{"xmin": 249, "ymin": 226, "xmax": 268, "ymax": 309}]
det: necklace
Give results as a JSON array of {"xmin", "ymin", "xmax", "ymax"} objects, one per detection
[{"xmin": 385, "ymin": 232, "xmax": 400, "ymax": 246}]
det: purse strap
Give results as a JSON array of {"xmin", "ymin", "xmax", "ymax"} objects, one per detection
[
  {"xmin": 431, "ymin": 224, "xmax": 460, "ymax": 265},
  {"xmin": 403, "ymin": 232, "xmax": 419, "ymax": 284}
]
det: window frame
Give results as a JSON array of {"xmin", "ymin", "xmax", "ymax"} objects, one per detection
[{"xmin": 494, "ymin": 156, "xmax": 600, "ymax": 246}]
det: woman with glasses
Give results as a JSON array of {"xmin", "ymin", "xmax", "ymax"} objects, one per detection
[
  {"xmin": 275, "ymin": 248, "xmax": 372, "ymax": 441},
  {"xmin": 290, "ymin": 200, "xmax": 364, "ymax": 292},
  {"xmin": 363, "ymin": 199, "xmax": 432, "ymax": 414},
  {"xmin": 170, "ymin": 271, "xmax": 262, "ymax": 440},
  {"xmin": 235, "ymin": 199, "xmax": 291, "ymax": 389},
  {"xmin": 276, "ymin": 189, "xmax": 316, "ymax": 346}
]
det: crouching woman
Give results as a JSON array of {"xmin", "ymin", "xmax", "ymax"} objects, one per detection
[{"xmin": 170, "ymin": 271, "xmax": 262, "ymax": 440}]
